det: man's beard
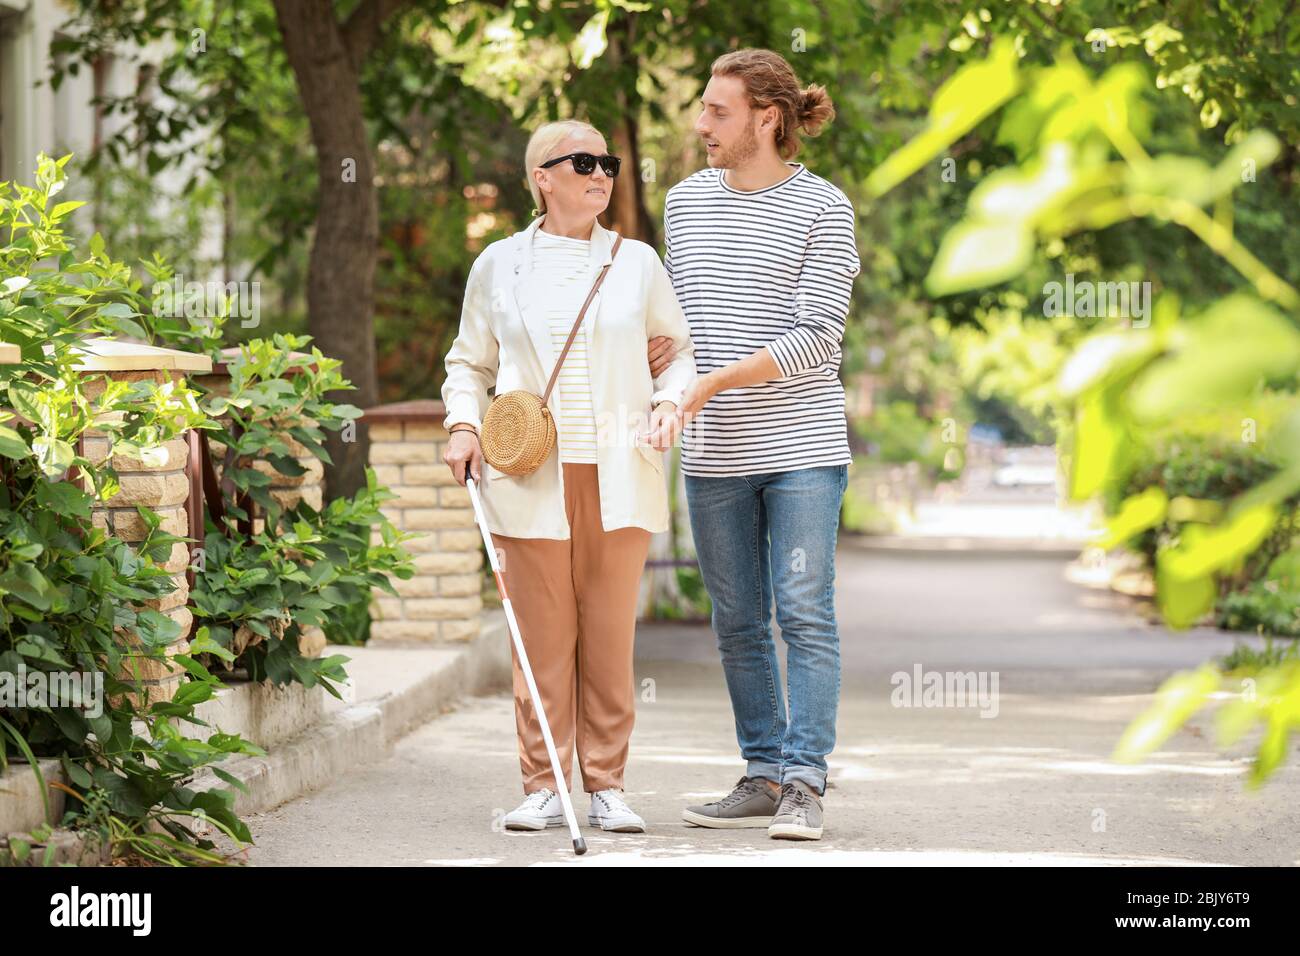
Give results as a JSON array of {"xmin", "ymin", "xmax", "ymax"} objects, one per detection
[{"xmin": 716, "ymin": 119, "xmax": 760, "ymax": 169}]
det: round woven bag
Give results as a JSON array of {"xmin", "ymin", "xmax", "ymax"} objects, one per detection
[{"xmin": 480, "ymin": 390, "xmax": 556, "ymax": 476}]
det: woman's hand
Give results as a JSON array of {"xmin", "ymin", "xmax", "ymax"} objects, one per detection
[
  {"xmin": 443, "ymin": 428, "xmax": 483, "ymax": 485},
  {"xmin": 644, "ymin": 401, "xmax": 682, "ymax": 451}
]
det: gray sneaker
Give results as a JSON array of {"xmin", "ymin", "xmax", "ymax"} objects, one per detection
[
  {"xmin": 768, "ymin": 780, "xmax": 824, "ymax": 840},
  {"xmin": 682, "ymin": 775, "xmax": 780, "ymax": 828}
]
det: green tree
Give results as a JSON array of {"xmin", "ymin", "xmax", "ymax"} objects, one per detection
[{"xmin": 866, "ymin": 35, "xmax": 1299, "ymax": 785}]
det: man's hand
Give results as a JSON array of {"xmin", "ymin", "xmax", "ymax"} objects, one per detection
[
  {"xmin": 676, "ymin": 348, "xmax": 782, "ymax": 428},
  {"xmin": 676, "ymin": 372, "xmax": 719, "ymax": 425},
  {"xmin": 643, "ymin": 401, "xmax": 681, "ymax": 451},
  {"xmin": 443, "ymin": 428, "xmax": 483, "ymax": 485},
  {"xmin": 648, "ymin": 335, "xmax": 677, "ymax": 378}
]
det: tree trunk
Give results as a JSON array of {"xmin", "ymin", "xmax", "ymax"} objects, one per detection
[
  {"xmin": 272, "ymin": 0, "xmax": 380, "ymax": 500},
  {"xmin": 605, "ymin": 116, "xmax": 656, "ymax": 244},
  {"xmin": 601, "ymin": 21, "xmax": 655, "ymax": 245}
]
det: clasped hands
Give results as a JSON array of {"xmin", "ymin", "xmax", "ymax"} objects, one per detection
[{"xmin": 641, "ymin": 333, "xmax": 719, "ymax": 452}]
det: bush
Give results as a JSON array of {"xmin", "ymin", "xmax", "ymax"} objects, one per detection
[
  {"xmin": 0, "ymin": 154, "xmax": 260, "ymax": 863},
  {"xmin": 171, "ymin": 334, "xmax": 415, "ymax": 688},
  {"xmin": 1218, "ymin": 582, "xmax": 1300, "ymax": 638},
  {"xmin": 1, "ymin": 154, "xmax": 416, "ymax": 863},
  {"xmin": 1108, "ymin": 411, "xmax": 1300, "ymax": 623},
  {"xmin": 1216, "ymin": 547, "xmax": 1300, "ymax": 638},
  {"xmin": 854, "ymin": 401, "xmax": 963, "ymax": 481},
  {"xmin": 1113, "ymin": 431, "xmax": 1298, "ymax": 566}
]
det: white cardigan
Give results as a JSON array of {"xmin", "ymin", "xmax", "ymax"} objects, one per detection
[{"xmin": 441, "ymin": 216, "xmax": 697, "ymax": 539}]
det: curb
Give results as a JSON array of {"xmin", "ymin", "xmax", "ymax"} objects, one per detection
[
  {"xmin": 190, "ymin": 612, "xmax": 512, "ymax": 817},
  {"xmin": 842, "ymin": 533, "xmax": 1090, "ymax": 557},
  {"xmin": 0, "ymin": 759, "xmax": 66, "ymax": 836}
]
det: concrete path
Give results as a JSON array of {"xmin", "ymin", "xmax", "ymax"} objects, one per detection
[{"xmin": 238, "ymin": 547, "xmax": 1300, "ymax": 866}]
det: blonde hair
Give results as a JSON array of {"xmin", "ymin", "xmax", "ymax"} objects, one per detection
[
  {"xmin": 711, "ymin": 48, "xmax": 835, "ymax": 160},
  {"xmin": 524, "ymin": 119, "xmax": 603, "ymax": 215}
]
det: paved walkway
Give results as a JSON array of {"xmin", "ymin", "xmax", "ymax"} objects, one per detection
[{"xmin": 239, "ymin": 546, "xmax": 1299, "ymax": 866}]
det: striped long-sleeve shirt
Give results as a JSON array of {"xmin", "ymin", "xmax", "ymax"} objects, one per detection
[{"xmin": 663, "ymin": 163, "xmax": 861, "ymax": 477}]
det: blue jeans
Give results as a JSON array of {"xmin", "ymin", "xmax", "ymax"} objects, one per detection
[{"xmin": 684, "ymin": 464, "xmax": 848, "ymax": 796}]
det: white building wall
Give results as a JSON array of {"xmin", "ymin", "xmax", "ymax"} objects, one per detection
[{"xmin": 1, "ymin": 0, "xmax": 224, "ymax": 276}]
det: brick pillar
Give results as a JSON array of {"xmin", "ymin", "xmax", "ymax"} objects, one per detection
[
  {"xmin": 73, "ymin": 340, "xmax": 212, "ymax": 707},
  {"xmin": 362, "ymin": 400, "xmax": 483, "ymax": 643}
]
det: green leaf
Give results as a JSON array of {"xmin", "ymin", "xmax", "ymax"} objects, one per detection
[
  {"xmin": 968, "ymin": 141, "xmax": 1079, "ymax": 225},
  {"xmin": 1114, "ymin": 665, "xmax": 1220, "ymax": 760},
  {"xmin": 1125, "ymin": 155, "xmax": 1217, "ymax": 205},
  {"xmin": 168, "ymin": 680, "xmax": 212, "ymax": 708},
  {"xmin": 307, "ymin": 560, "xmax": 336, "ymax": 587},
  {"xmin": 188, "ymin": 628, "xmax": 237, "ymax": 663},
  {"xmin": 866, "ymin": 38, "xmax": 1020, "ymax": 197},
  {"xmin": 31, "ymin": 437, "xmax": 75, "ymax": 477},
  {"xmin": 1252, "ymin": 715, "xmax": 1290, "ymax": 785},
  {"xmin": 132, "ymin": 608, "xmax": 183, "ymax": 647},
  {"xmin": 60, "ymin": 755, "xmax": 93, "ymax": 789},
  {"xmin": 1128, "ymin": 296, "xmax": 1300, "ymax": 422},
  {"xmin": 316, "ymin": 585, "xmax": 349, "ymax": 605},
  {"xmin": 1047, "ymin": 62, "xmax": 1146, "ymax": 144},
  {"xmin": 1210, "ymin": 130, "xmax": 1280, "ymax": 194},
  {"xmin": 98, "ymin": 302, "xmax": 137, "ymax": 319},
  {"xmin": 1155, "ymin": 559, "xmax": 1216, "ymax": 629},
  {"xmin": 1068, "ymin": 388, "xmax": 1127, "ymax": 500},
  {"xmin": 0, "ymin": 425, "xmax": 28, "ymax": 459},
  {"xmin": 35, "ymin": 478, "xmax": 92, "ymax": 518},
  {"xmin": 7, "ymin": 380, "xmax": 46, "ymax": 428},
  {"xmin": 1128, "ymin": 132, "xmax": 1280, "ymax": 207},
  {"xmin": 87, "ymin": 712, "xmax": 113, "ymax": 744},
  {"xmin": 211, "ymin": 766, "xmax": 250, "ymax": 794},
  {"xmin": 0, "ymin": 564, "xmax": 52, "ymax": 610},
  {"xmin": 996, "ymin": 57, "xmax": 1091, "ymax": 157},
  {"xmin": 1098, "ymin": 486, "xmax": 1168, "ymax": 549},
  {"xmin": 49, "ymin": 200, "xmax": 86, "ymax": 220},
  {"xmin": 570, "ymin": 7, "xmax": 610, "ymax": 69},
  {"xmin": 1057, "ymin": 329, "xmax": 1162, "ymax": 398},
  {"xmin": 1160, "ymin": 503, "xmax": 1278, "ymax": 582},
  {"xmin": 93, "ymin": 766, "xmax": 151, "ymax": 817},
  {"xmin": 924, "ymin": 220, "xmax": 1033, "ymax": 296}
]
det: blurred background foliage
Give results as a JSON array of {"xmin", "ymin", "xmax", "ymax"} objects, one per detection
[
  {"xmin": 47, "ymin": 4, "xmax": 1299, "ymax": 643},
  {"xmin": 857, "ymin": 13, "xmax": 1299, "ymax": 782},
  {"xmin": 53, "ymin": 0, "xmax": 1297, "ymax": 404}
]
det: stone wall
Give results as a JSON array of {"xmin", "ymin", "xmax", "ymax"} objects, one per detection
[{"xmin": 363, "ymin": 400, "xmax": 483, "ymax": 643}]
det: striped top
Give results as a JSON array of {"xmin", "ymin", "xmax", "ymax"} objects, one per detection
[
  {"xmin": 532, "ymin": 229, "xmax": 598, "ymax": 463},
  {"xmin": 663, "ymin": 163, "xmax": 861, "ymax": 477}
]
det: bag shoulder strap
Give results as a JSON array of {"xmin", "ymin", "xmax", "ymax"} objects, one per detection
[{"xmin": 540, "ymin": 234, "xmax": 623, "ymax": 405}]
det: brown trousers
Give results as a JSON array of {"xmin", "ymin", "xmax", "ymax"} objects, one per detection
[{"xmin": 493, "ymin": 463, "xmax": 651, "ymax": 794}]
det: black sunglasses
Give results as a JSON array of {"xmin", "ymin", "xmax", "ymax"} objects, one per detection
[{"xmin": 539, "ymin": 152, "xmax": 621, "ymax": 177}]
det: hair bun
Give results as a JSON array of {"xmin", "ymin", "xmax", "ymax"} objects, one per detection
[{"xmin": 798, "ymin": 84, "xmax": 835, "ymax": 136}]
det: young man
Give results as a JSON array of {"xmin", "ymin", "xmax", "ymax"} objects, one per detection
[{"xmin": 652, "ymin": 48, "xmax": 860, "ymax": 840}]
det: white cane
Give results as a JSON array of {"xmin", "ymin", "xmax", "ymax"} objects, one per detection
[{"xmin": 465, "ymin": 476, "xmax": 587, "ymax": 855}]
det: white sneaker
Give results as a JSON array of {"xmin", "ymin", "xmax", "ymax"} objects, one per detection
[
  {"xmin": 587, "ymin": 789, "xmax": 646, "ymax": 832},
  {"xmin": 503, "ymin": 789, "xmax": 565, "ymax": 831}
]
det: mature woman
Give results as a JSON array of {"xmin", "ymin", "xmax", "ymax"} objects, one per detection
[{"xmin": 441, "ymin": 120, "xmax": 696, "ymax": 833}]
